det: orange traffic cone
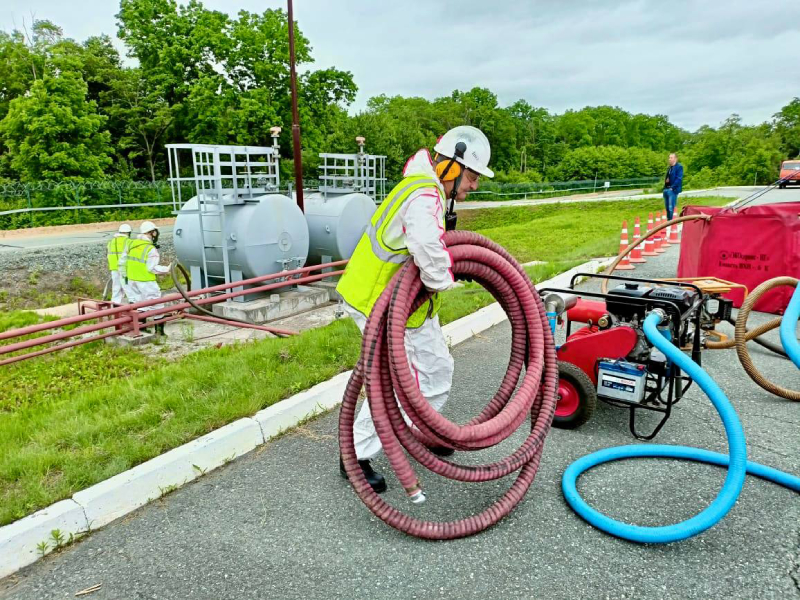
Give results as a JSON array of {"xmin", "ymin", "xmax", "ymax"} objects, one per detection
[
  {"xmin": 615, "ymin": 220, "xmax": 635, "ymax": 270},
  {"xmin": 668, "ymin": 219, "xmax": 681, "ymax": 244},
  {"xmin": 629, "ymin": 216, "xmax": 646, "ymax": 263},
  {"xmin": 642, "ymin": 212, "xmax": 658, "ymax": 256},
  {"xmin": 661, "ymin": 212, "xmax": 673, "ymax": 248},
  {"xmin": 654, "ymin": 211, "xmax": 666, "ymax": 254}
]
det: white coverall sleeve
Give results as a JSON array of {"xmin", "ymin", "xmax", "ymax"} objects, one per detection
[
  {"xmin": 146, "ymin": 248, "xmax": 170, "ymax": 275},
  {"xmin": 402, "ymin": 190, "xmax": 454, "ymax": 292},
  {"xmin": 118, "ymin": 245, "xmax": 128, "ymax": 278}
]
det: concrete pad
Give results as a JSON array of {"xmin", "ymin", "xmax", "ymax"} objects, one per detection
[
  {"xmin": 212, "ymin": 286, "xmax": 329, "ymax": 324},
  {"xmin": 104, "ymin": 331, "xmax": 157, "ymax": 347},
  {"xmin": 72, "ymin": 418, "xmax": 264, "ymax": 530},
  {"xmin": 0, "ymin": 500, "xmax": 88, "ymax": 579}
]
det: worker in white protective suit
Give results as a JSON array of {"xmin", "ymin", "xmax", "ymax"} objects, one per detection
[
  {"xmin": 120, "ymin": 221, "xmax": 170, "ymax": 336},
  {"xmin": 336, "ymin": 126, "xmax": 494, "ymax": 493},
  {"xmin": 107, "ymin": 224, "xmax": 132, "ymax": 304}
]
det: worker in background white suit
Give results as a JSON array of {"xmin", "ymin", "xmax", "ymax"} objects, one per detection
[
  {"xmin": 107, "ymin": 224, "xmax": 132, "ymax": 304},
  {"xmin": 120, "ymin": 221, "xmax": 170, "ymax": 335},
  {"xmin": 336, "ymin": 126, "xmax": 494, "ymax": 493}
]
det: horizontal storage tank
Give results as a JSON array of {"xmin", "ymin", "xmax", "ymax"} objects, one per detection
[
  {"xmin": 174, "ymin": 194, "xmax": 310, "ymax": 281},
  {"xmin": 302, "ymin": 192, "xmax": 376, "ymax": 265}
]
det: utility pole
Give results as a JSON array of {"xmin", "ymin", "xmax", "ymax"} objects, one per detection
[{"xmin": 287, "ymin": 0, "xmax": 304, "ymax": 212}]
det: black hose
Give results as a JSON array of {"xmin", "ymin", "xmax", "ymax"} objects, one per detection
[
  {"xmin": 725, "ymin": 316, "xmax": 788, "ymax": 359},
  {"xmin": 169, "ymin": 262, "xmax": 291, "ymax": 338}
]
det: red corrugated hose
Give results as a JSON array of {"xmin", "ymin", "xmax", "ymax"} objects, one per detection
[{"xmin": 338, "ymin": 230, "xmax": 558, "ymax": 539}]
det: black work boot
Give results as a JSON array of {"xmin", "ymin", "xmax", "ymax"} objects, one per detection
[
  {"xmin": 155, "ymin": 321, "xmax": 166, "ymax": 337},
  {"xmin": 340, "ymin": 456, "xmax": 387, "ymax": 493}
]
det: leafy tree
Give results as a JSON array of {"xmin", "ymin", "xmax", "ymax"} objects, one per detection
[
  {"xmin": 0, "ymin": 72, "xmax": 112, "ymax": 180},
  {"xmin": 773, "ymin": 97, "xmax": 800, "ymax": 159},
  {"xmin": 106, "ymin": 69, "xmax": 177, "ymax": 182}
]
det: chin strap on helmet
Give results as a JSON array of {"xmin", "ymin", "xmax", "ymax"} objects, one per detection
[{"xmin": 439, "ymin": 141, "xmax": 466, "ymax": 231}]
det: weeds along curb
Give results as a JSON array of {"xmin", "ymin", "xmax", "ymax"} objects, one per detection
[{"xmin": 0, "ymin": 256, "xmax": 614, "ymax": 579}]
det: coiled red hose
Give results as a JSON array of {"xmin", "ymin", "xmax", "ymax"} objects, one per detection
[{"xmin": 338, "ymin": 230, "xmax": 558, "ymax": 539}]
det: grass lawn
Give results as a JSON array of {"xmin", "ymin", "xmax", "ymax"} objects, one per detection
[{"xmin": 0, "ymin": 196, "xmax": 730, "ymax": 525}]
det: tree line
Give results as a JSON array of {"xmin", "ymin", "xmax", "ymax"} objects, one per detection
[{"xmin": 1, "ymin": 0, "xmax": 799, "ymax": 190}]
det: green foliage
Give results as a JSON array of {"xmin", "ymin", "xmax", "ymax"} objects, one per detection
[
  {"xmin": 551, "ymin": 145, "xmax": 665, "ymax": 180},
  {"xmin": 0, "ymin": 73, "xmax": 112, "ymax": 181},
  {"xmin": 773, "ymin": 97, "xmax": 800, "ymax": 159},
  {"xmin": 682, "ymin": 116, "xmax": 784, "ymax": 186}
]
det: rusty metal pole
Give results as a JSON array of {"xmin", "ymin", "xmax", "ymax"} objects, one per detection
[{"xmin": 287, "ymin": 0, "xmax": 304, "ymax": 212}]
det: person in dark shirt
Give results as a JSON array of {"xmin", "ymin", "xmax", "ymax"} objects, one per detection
[{"xmin": 663, "ymin": 153, "xmax": 683, "ymax": 220}]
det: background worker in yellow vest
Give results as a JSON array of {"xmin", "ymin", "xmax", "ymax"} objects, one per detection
[
  {"xmin": 107, "ymin": 224, "xmax": 132, "ymax": 304},
  {"xmin": 120, "ymin": 221, "xmax": 170, "ymax": 335},
  {"xmin": 336, "ymin": 125, "xmax": 494, "ymax": 493}
]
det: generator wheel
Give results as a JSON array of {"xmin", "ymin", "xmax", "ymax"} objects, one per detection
[{"xmin": 553, "ymin": 361, "xmax": 597, "ymax": 429}]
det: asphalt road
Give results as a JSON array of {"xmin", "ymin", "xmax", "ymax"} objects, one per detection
[{"xmin": 2, "ymin": 245, "xmax": 798, "ymax": 600}]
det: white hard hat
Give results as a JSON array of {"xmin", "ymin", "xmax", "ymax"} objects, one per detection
[
  {"xmin": 118, "ymin": 224, "xmax": 132, "ymax": 234},
  {"xmin": 433, "ymin": 126, "xmax": 494, "ymax": 178},
  {"xmin": 139, "ymin": 221, "xmax": 158, "ymax": 234}
]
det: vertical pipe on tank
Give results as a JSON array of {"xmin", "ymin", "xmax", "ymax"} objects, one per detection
[{"xmin": 287, "ymin": 0, "xmax": 304, "ymax": 213}]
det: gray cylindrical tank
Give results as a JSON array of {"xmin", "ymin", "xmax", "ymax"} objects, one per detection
[
  {"xmin": 303, "ymin": 192, "xmax": 376, "ymax": 264},
  {"xmin": 174, "ymin": 194, "xmax": 309, "ymax": 280}
]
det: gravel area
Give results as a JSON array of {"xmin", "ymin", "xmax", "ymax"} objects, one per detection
[{"xmin": 0, "ymin": 234, "xmax": 176, "ymax": 309}]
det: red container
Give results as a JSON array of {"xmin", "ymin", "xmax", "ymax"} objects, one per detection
[{"xmin": 677, "ymin": 202, "xmax": 800, "ymax": 314}]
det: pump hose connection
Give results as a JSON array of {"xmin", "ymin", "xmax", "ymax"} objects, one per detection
[
  {"xmin": 562, "ymin": 309, "xmax": 800, "ymax": 544},
  {"xmin": 339, "ymin": 230, "xmax": 559, "ymax": 539}
]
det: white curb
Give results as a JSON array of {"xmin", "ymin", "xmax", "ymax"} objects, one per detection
[
  {"xmin": 72, "ymin": 418, "xmax": 264, "ymax": 531},
  {"xmin": 0, "ymin": 500, "xmax": 89, "ymax": 578},
  {"xmin": 0, "ymin": 255, "xmax": 617, "ymax": 580},
  {"xmin": 253, "ymin": 371, "xmax": 353, "ymax": 441}
]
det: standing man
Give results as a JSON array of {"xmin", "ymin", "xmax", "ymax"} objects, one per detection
[
  {"xmin": 107, "ymin": 224, "xmax": 132, "ymax": 304},
  {"xmin": 663, "ymin": 152, "xmax": 683, "ymax": 220},
  {"xmin": 121, "ymin": 221, "xmax": 170, "ymax": 335},
  {"xmin": 336, "ymin": 125, "xmax": 493, "ymax": 493}
]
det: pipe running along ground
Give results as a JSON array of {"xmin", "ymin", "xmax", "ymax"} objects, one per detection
[
  {"xmin": 735, "ymin": 277, "xmax": 800, "ymax": 400},
  {"xmin": 562, "ymin": 310, "xmax": 800, "ymax": 544},
  {"xmin": 339, "ymin": 230, "xmax": 558, "ymax": 539}
]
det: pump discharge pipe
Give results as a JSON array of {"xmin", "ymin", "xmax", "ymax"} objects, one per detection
[
  {"xmin": 339, "ymin": 230, "xmax": 559, "ymax": 539},
  {"xmin": 562, "ymin": 308, "xmax": 800, "ymax": 543}
]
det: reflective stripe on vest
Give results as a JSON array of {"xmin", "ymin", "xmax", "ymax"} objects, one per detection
[
  {"xmin": 107, "ymin": 237, "xmax": 128, "ymax": 271},
  {"xmin": 336, "ymin": 175, "xmax": 445, "ymax": 328},
  {"xmin": 126, "ymin": 240, "xmax": 157, "ymax": 282}
]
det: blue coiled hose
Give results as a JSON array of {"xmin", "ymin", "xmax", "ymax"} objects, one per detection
[
  {"xmin": 562, "ymin": 310, "xmax": 800, "ymax": 544},
  {"xmin": 780, "ymin": 285, "xmax": 800, "ymax": 368}
]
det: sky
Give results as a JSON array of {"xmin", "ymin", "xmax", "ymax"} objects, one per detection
[{"xmin": 4, "ymin": 0, "xmax": 800, "ymax": 132}]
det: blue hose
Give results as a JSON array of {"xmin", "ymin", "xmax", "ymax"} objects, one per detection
[
  {"xmin": 562, "ymin": 311, "xmax": 800, "ymax": 544},
  {"xmin": 780, "ymin": 284, "xmax": 800, "ymax": 368}
]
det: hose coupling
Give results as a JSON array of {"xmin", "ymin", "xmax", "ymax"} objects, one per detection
[
  {"xmin": 650, "ymin": 308, "xmax": 668, "ymax": 325},
  {"xmin": 406, "ymin": 483, "xmax": 427, "ymax": 504}
]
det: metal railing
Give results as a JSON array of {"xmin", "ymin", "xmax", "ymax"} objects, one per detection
[{"xmin": 0, "ymin": 260, "xmax": 348, "ymax": 366}]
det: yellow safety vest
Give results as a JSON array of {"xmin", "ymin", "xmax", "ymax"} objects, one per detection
[
  {"xmin": 126, "ymin": 240, "xmax": 157, "ymax": 282},
  {"xmin": 337, "ymin": 175, "xmax": 445, "ymax": 328},
  {"xmin": 107, "ymin": 236, "xmax": 128, "ymax": 271}
]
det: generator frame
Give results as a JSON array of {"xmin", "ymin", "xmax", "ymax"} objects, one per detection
[{"xmin": 540, "ymin": 273, "xmax": 705, "ymax": 440}]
